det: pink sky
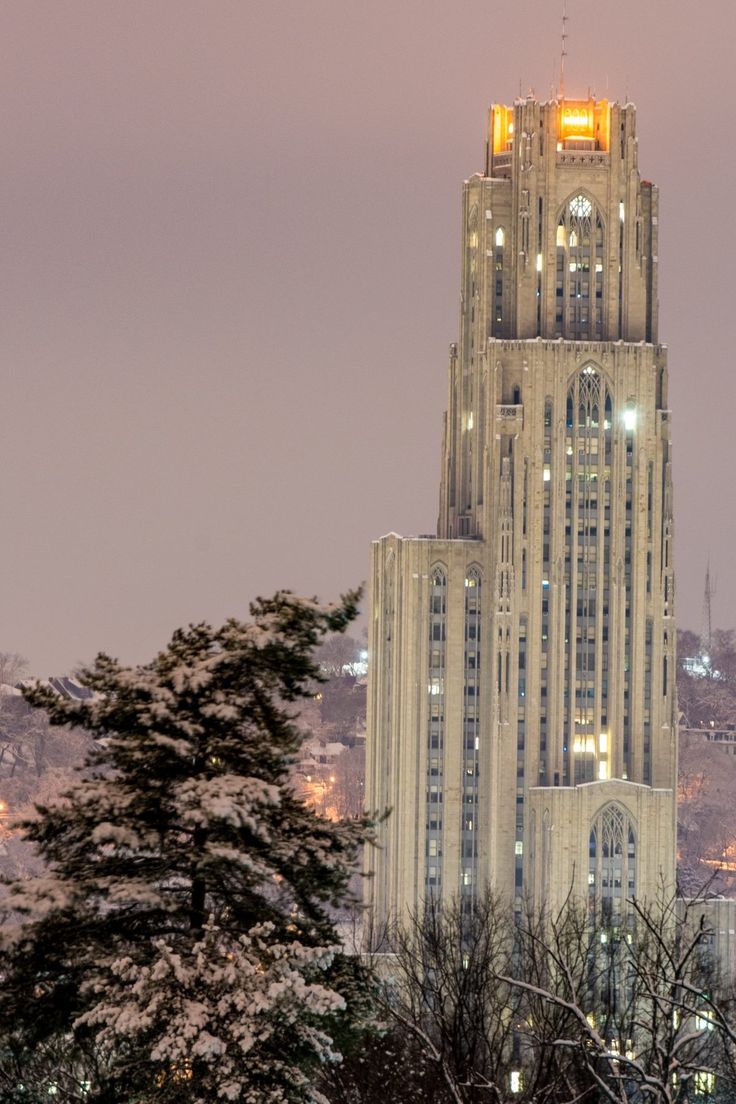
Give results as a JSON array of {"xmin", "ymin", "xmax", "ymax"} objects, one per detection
[{"xmin": 1, "ymin": 0, "xmax": 734, "ymax": 672}]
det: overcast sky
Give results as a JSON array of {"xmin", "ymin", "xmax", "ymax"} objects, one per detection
[{"xmin": 1, "ymin": 0, "xmax": 733, "ymax": 674}]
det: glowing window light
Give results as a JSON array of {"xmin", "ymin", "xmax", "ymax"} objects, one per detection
[
  {"xmin": 495, "ymin": 227, "xmax": 505, "ymax": 247},
  {"xmin": 569, "ymin": 194, "xmax": 592, "ymax": 217},
  {"xmin": 694, "ymin": 1072, "xmax": 715, "ymax": 1094},
  {"xmin": 536, "ymin": 253, "xmax": 543, "ymax": 272},
  {"xmin": 623, "ymin": 407, "xmax": 636, "ymax": 432}
]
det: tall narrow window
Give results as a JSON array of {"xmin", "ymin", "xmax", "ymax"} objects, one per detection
[
  {"xmin": 555, "ymin": 194, "xmax": 605, "ymax": 339},
  {"xmin": 565, "ymin": 366, "xmax": 612, "ymax": 785},
  {"xmin": 588, "ymin": 803, "xmax": 637, "ymax": 924},
  {"xmin": 461, "ymin": 568, "xmax": 482, "ymax": 907},
  {"xmin": 494, "ymin": 228, "xmax": 505, "ymax": 331},
  {"xmin": 426, "ymin": 567, "xmax": 447, "ymax": 892}
]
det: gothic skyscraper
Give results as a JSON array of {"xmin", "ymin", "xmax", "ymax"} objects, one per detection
[{"xmin": 366, "ymin": 95, "xmax": 677, "ymax": 922}]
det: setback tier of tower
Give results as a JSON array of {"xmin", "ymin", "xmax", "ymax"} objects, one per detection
[{"xmin": 366, "ymin": 98, "xmax": 676, "ymax": 923}]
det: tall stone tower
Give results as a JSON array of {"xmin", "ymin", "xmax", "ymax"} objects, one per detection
[{"xmin": 366, "ymin": 96, "xmax": 677, "ymax": 924}]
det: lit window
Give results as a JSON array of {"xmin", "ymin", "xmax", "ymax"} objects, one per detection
[
  {"xmin": 510, "ymin": 1071, "xmax": 523, "ymax": 1094},
  {"xmin": 570, "ymin": 195, "xmax": 592, "ymax": 218},
  {"xmin": 694, "ymin": 1072, "xmax": 715, "ymax": 1094},
  {"xmin": 536, "ymin": 253, "xmax": 543, "ymax": 272},
  {"xmin": 619, "ymin": 201, "xmax": 625, "ymax": 222},
  {"xmin": 495, "ymin": 227, "xmax": 505, "ymax": 247},
  {"xmin": 543, "ymin": 466, "xmax": 551, "ymax": 482},
  {"xmin": 599, "ymin": 733, "xmax": 608, "ymax": 753},
  {"xmin": 598, "ymin": 761, "xmax": 609, "ymax": 780},
  {"xmin": 623, "ymin": 407, "xmax": 636, "ymax": 431},
  {"xmin": 515, "ymin": 841, "xmax": 523, "ymax": 855}
]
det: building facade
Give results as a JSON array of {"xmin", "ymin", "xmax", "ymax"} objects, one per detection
[{"xmin": 366, "ymin": 96, "xmax": 677, "ymax": 923}]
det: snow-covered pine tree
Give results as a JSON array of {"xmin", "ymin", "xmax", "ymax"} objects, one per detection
[{"xmin": 0, "ymin": 590, "xmax": 374, "ymax": 1104}]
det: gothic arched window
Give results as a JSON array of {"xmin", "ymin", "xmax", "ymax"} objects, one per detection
[
  {"xmin": 588, "ymin": 803, "xmax": 637, "ymax": 922},
  {"xmin": 555, "ymin": 194, "xmax": 605, "ymax": 339},
  {"xmin": 564, "ymin": 366, "xmax": 614, "ymax": 784}
]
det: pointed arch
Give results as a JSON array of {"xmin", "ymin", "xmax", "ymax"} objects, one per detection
[
  {"xmin": 588, "ymin": 802, "xmax": 637, "ymax": 921},
  {"xmin": 563, "ymin": 366, "xmax": 614, "ymax": 781},
  {"xmin": 555, "ymin": 192, "xmax": 606, "ymax": 339}
]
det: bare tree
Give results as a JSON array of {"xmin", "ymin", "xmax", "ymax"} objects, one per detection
[
  {"xmin": 678, "ymin": 730, "xmax": 736, "ymax": 893},
  {"xmin": 316, "ymin": 634, "xmax": 363, "ymax": 678},
  {"xmin": 330, "ymin": 744, "xmax": 365, "ymax": 819},
  {"xmin": 332, "ymin": 892, "xmax": 565, "ymax": 1104},
  {"xmin": 321, "ymin": 889, "xmax": 736, "ymax": 1104},
  {"xmin": 0, "ymin": 653, "xmax": 28, "ymax": 688},
  {"xmin": 505, "ymin": 892, "xmax": 736, "ymax": 1104}
]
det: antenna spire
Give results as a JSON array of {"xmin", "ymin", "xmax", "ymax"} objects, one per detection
[
  {"xmin": 702, "ymin": 560, "xmax": 717, "ymax": 657},
  {"xmin": 559, "ymin": 0, "xmax": 568, "ymax": 99}
]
